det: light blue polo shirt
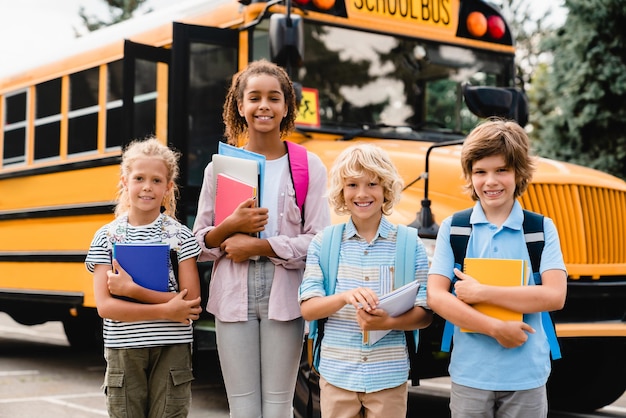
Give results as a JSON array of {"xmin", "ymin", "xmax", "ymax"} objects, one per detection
[{"xmin": 428, "ymin": 201, "xmax": 566, "ymax": 391}]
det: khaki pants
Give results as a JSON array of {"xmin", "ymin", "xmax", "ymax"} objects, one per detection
[
  {"xmin": 319, "ymin": 375, "xmax": 408, "ymax": 418},
  {"xmin": 103, "ymin": 344, "xmax": 194, "ymax": 418}
]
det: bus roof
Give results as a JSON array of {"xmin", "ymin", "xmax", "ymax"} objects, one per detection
[{"xmin": 0, "ymin": 0, "xmax": 235, "ymax": 90}]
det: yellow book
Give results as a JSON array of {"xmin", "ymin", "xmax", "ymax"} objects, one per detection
[{"xmin": 460, "ymin": 258, "xmax": 527, "ymax": 333}]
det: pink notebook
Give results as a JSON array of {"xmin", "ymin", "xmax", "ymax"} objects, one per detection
[{"xmin": 214, "ymin": 173, "xmax": 256, "ymax": 226}]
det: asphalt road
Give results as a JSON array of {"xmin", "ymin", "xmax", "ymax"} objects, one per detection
[{"xmin": 0, "ymin": 313, "xmax": 624, "ymax": 417}]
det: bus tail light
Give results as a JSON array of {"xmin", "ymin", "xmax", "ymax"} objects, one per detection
[
  {"xmin": 466, "ymin": 12, "xmax": 487, "ymax": 37},
  {"xmin": 458, "ymin": 3, "xmax": 512, "ymax": 45},
  {"xmin": 487, "ymin": 15, "xmax": 506, "ymax": 40},
  {"xmin": 312, "ymin": 0, "xmax": 335, "ymax": 10}
]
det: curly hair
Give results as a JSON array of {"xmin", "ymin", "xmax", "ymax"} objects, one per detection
[
  {"xmin": 328, "ymin": 143, "xmax": 403, "ymax": 216},
  {"xmin": 222, "ymin": 59, "xmax": 297, "ymax": 145},
  {"xmin": 114, "ymin": 136, "xmax": 181, "ymax": 219},
  {"xmin": 461, "ymin": 118, "xmax": 536, "ymax": 201}
]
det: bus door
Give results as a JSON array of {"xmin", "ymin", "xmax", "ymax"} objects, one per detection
[
  {"xmin": 169, "ymin": 23, "xmax": 239, "ymax": 346},
  {"xmin": 122, "ymin": 40, "xmax": 170, "ymax": 146},
  {"xmin": 169, "ymin": 22, "xmax": 239, "ymax": 227}
]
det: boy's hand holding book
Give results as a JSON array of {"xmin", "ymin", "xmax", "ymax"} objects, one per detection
[
  {"xmin": 356, "ymin": 307, "xmax": 390, "ymax": 331},
  {"xmin": 453, "ymin": 268, "xmax": 485, "ymax": 304}
]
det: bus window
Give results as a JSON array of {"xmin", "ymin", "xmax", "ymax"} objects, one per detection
[
  {"xmin": 34, "ymin": 78, "xmax": 62, "ymax": 161},
  {"xmin": 2, "ymin": 90, "xmax": 28, "ymax": 166},
  {"xmin": 253, "ymin": 23, "xmax": 514, "ymax": 135},
  {"xmin": 106, "ymin": 60, "xmax": 124, "ymax": 150},
  {"xmin": 132, "ymin": 58, "xmax": 158, "ymax": 140},
  {"xmin": 69, "ymin": 67, "xmax": 99, "ymax": 156},
  {"xmin": 251, "ymin": 21, "xmax": 271, "ymax": 62},
  {"xmin": 186, "ymin": 43, "xmax": 238, "ymax": 187}
]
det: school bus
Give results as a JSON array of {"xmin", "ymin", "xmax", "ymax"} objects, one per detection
[{"xmin": 1, "ymin": 0, "xmax": 624, "ymax": 413}]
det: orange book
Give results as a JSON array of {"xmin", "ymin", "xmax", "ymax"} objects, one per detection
[
  {"xmin": 461, "ymin": 258, "xmax": 527, "ymax": 333},
  {"xmin": 214, "ymin": 173, "xmax": 256, "ymax": 226}
]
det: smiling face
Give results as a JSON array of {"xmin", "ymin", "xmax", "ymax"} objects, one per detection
[
  {"xmin": 342, "ymin": 173, "xmax": 384, "ymax": 227},
  {"xmin": 123, "ymin": 157, "xmax": 172, "ymax": 224},
  {"xmin": 471, "ymin": 153, "xmax": 516, "ymax": 215},
  {"xmin": 237, "ymin": 74, "xmax": 288, "ymax": 139}
]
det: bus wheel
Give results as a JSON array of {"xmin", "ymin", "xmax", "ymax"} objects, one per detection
[
  {"xmin": 62, "ymin": 309, "xmax": 103, "ymax": 351},
  {"xmin": 547, "ymin": 337, "xmax": 626, "ymax": 412}
]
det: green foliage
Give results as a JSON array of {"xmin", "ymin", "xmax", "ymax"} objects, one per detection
[
  {"xmin": 532, "ymin": 0, "xmax": 626, "ymax": 179},
  {"xmin": 493, "ymin": 0, "xmax": 555, "ymax": 91},
  {"xmin": 78, "ymin": 0, "xmax": 151, "ymax": 33}
]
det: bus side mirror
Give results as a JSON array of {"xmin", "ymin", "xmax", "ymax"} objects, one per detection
[
  {"xmin": 269, "ymin": 13, "xmax": 304, "ymax": 69},
  {"xmin": 463, "ymin": 84, "xmax": 528, "ymax": 126}
]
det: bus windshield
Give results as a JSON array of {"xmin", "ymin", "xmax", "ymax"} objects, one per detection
[{"xmin": 256, "ymin": 21, "xmax": 515, "ymax": 137}]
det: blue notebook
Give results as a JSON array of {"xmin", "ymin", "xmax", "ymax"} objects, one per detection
[{"xmin": 112, "ymin": 243, "xmax": 170, "ymax": 292}]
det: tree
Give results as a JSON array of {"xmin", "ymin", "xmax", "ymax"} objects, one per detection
[
  {"xmin": 531, "ymin": 0, "xmax": 626, "ymax": 179},
  {"xmin": 77, "ymin": 0, "xmax": 151, "ymax": 34},
  {"xmin": 492, "ymin": 0, "xmax": 556, "ymax": 92}
]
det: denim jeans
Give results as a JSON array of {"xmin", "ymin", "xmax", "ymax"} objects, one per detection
[{"xmin": 216, "ymin": 258, "xmax": 305, "ymax": 418}]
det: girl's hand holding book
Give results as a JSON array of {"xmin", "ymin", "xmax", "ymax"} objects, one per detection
[
  {"xmin": 165, "ymin": 289, "xmax": 202, "ymax": 325},
  {"xmin": 107, "ymin": 259, "xmax": 136, "ymax": 298},
  {"xmin": 226, "ymin": 198, "xmax": 268, "ymax": 234}
]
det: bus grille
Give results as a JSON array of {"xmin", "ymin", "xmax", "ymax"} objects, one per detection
[{"xmin": 521, "ymin": 184, "xmax": 626, "ymax": 268}]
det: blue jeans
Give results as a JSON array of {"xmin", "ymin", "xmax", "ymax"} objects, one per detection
[{"xmin": 216, "ymin": 258, "xmax": 305, "ymax": 418}]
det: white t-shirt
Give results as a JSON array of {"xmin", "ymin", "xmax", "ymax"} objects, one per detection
[{"xmin": 261, "ymin": 154, "xmax": 288, "ymax": 239}]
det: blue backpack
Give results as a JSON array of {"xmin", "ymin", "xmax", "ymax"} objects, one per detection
[
  {"xmin": 308, "ymin": 223, "xmax": 422, "ymax": 385},
  {"xmin": 441, "ymin": 208, "xmax": 561, "ymax": 360}
]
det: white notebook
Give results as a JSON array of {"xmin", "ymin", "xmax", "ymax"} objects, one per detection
[{"xmin": 364, "ymin": 280, "xmax": 420, "ymax": 345}]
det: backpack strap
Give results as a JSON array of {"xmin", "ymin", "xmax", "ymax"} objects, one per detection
[
  {"xmin": 395, "ymin": 224, "xmax": 417, "ymax": 289},
  {"xmin": 309, "ymin": 224, "xmax": 344, "ymax": 372},
  {"xmin": 397, "ymin": 224, "xmax": 421, "ymax": 386},
  {"xmin": 285, "ymin": 141, "xmax": 309, "ymax": 217},
  {"xmin": 440, "ymin": 208, "xmax": 473, "ymax": 352},
  {"xmin": 450, "ymin": 208, "xmax": 473, "ymax": 268},
  {"xmin": 522, "ymin": 210, "xmax": 544, "ymax": 278},
  {"xmin": 319, "ymin": 224, "xmax": 344, "ymax": 296},
  {"xmin": 522, "ymin": 210, "xmax": 561, "ymax": 360}
]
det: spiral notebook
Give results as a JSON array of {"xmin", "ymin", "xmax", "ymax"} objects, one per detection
[
  {"xmin": 112, "ymin": 243, "xmax": 170, "ymax": 292},
  {"xmin": 214, "ymin": 173, "xmax": 257, "ymax": 226}
]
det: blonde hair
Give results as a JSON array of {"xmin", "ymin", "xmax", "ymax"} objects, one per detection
[
  {"xmin": 328, "ymin": 143, "xmax": 403, "ymax": 216},
  {"xmin": 115, "ymin": 136, "xmax": 181, "ymax": 218},
  {"xmin": 222, "ymin": 59, "xmax": 298, "ymax": 145},
  {"xmin": 461, "ymin": 118, "xmax": 536, "ymax": 201}
]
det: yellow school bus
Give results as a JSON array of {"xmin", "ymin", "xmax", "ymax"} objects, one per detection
[{"xmin": 0, "ymin": 0, "xmax": 624, "ymax": 412}]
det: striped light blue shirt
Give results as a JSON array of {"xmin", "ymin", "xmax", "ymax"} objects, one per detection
[{"xmin": 299, "ymin": 217, "xmax": 429, "ymax": 393}]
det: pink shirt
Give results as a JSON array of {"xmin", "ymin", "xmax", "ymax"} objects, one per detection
[{"xmin": 193, "ymin": 150, "xmax": 330, "ymax": 321}]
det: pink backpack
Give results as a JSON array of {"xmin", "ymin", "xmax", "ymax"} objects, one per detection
[{"xmin": 285, "ymin": 141, "xmax": 309, "ymax": 218}]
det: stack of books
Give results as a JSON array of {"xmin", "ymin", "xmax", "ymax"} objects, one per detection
[{"xmin": 211, "ymin": 143, "xmax": 265, "ymax": 226}]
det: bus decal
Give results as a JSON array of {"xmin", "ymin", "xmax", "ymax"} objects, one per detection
[{"xmin": 349, "ymin": 0, "xmax": 453, "ymax": 28}]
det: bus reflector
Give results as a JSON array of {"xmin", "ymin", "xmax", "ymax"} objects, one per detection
[
  {"xmin": 294, "ymin": 0, "xmax": 310, "ymax": 5},
  {"xmin": 312, "ymin": 0, "xmax": 335, "ymax": 11},
  {"xmin": 466, "ymin": 12, "xmax": 487, "ymax": 37},
  {"xmin": 488, "ymin": 15, "xmax": 506, "ymax": 39}
]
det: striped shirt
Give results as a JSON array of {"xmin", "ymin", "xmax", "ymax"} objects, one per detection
[
  {"xmin": 299, "ymin": 217, "xmax": 429, "ymax": 393},
  {"xmin": 85, "ymin": 213, "xmax": 201, "ymax": 349}
]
